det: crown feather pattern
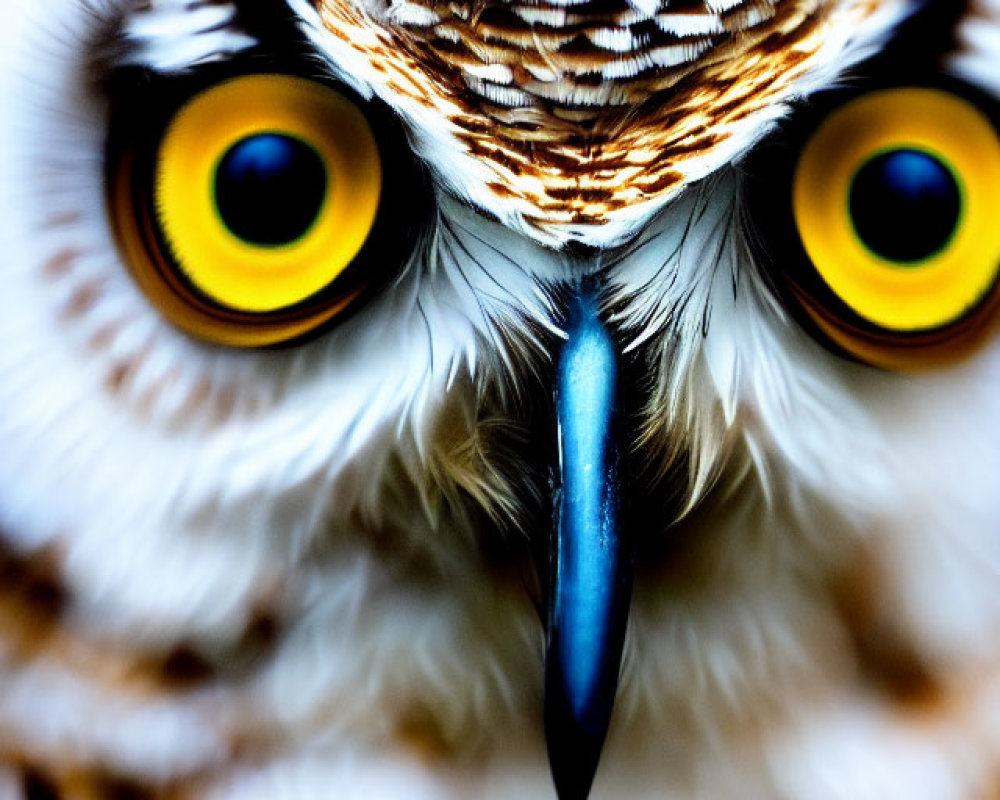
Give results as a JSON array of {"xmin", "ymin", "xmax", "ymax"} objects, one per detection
[{"xmin": 301, "ymin": 0, "xmax": 908, "ymax": 245}]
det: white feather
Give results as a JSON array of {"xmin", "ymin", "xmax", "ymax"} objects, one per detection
[{"xmin": 0, "ymin": 1, "xmax": 999, "ymax": 798}]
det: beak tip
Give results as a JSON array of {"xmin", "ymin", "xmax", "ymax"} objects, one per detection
[
  {"xmin": 545, "ymin": 718, "xmax": 603, "ymax": 800},
  {"xmin": 544, "ymin": 668, "xmax": 611, "ymax": 800}
]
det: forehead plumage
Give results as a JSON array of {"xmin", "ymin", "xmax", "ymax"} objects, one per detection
[{"xmin": 312, "ymin": 0, "xmax": 892, "ymax": 243}]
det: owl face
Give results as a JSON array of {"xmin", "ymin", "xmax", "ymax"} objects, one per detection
[{"xmin": 0, "ymin": 1, "xmax": 999, "ymax": 799}]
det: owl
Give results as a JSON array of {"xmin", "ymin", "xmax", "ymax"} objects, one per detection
[{"xmin": 0, "ymin": 0, "xmax": 998, "ymax": 798}]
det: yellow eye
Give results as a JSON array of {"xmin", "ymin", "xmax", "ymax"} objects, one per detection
[
  {"xmin": 110, "ymin": 74, "xmax": 391, "ymax": 347},
  {"xmin": 791, "ymin": 87, "xmax": 1000, "ymax": 368}
]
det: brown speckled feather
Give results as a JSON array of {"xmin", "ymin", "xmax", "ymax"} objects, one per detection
[{"xmin": 315, "ymin": 0, "xmax": 886, "ymax": 234}]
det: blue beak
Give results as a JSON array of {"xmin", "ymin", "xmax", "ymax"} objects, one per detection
[{"xmin": 545, "ymin": 281, "xmax": 635, "ymax": 800}]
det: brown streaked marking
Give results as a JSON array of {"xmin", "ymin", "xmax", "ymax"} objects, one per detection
[
  {"xmin": 44, "ymin": 249, "xmax": 81, "ymax": 280},
  {"xmin": 0, "ymin": 545, "xmax": 70, "ymax": 645},
  {"xmin": 395, "ymin": 702, "xmax": 458, "ymax": 763},
  {"xmin": 87, "ymin": 322, "xmax": 119, "ymax": 354},
  {"xmin": 485, "ymin": 181, "xmax": 516, "ymax": 199},
  {"xmin": 315, "ymin": 0, "xmax": 888, "ymax": 236},
  {"xmin": 457, "ymin": 139, "xmax": 526, "ymax": 177},
  {"xmin": 173, "ymin": 376, "xmax": 214, "ymax": 426},
  {"xmin": 637, "ymin": 170, "xmax": 685, "ymax": 194},
  {"xmin": 104, "ymin": 358, "xmax": 138, "ymax": 395},
  {"xmin": 16, "ymin": 763, "xmax": 172, "ymax": 800},
  {"xmin": 545, "ymin": 186, "xmax": 615, "ymax": 203},
  {"xmin": 139, "ymin": 590, "xmax": 283, "ymax": 691},
  {"xmin": 62, "ymin": 279, "xmax": 106, "ymax": 323},
  {"xmin": 209, "ymin": 380, "xmax": 238, "ymax": 427},
  {"xmin": 130, "ymin": 609, "xmax": 281, "ymax": 692},
  {"xmin": 101, "ymin": 777, "xmax": 156, "ymax": 800},
  {"xmin": 22, "ymin": 766, "xmax": 60, "ymax": 800},
  {"xmin": 832, "ymin": 554, "xmax": 943, "ymax": 712},
  {"xmin": 155, "ymin": 646, "xmax": 218, "ymax": 690},
  {"xmin": 43, "ymin": 212, "xmax": 84, "ymax": 231},
  {"xmin": 0, "ymin": 539, "xmax": 274, "ymax": 703}
]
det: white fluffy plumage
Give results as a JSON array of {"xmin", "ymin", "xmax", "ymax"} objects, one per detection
[{"xmin": 0, "ymin": 1, "xmax": 999, "ymax": 799}]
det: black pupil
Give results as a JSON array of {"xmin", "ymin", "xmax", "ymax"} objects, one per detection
[
  {"xmin": 848, "ymin": 149, "xmax": 961, "ymax": 264},
  {"xmin": 215, "ymin": 134, "xmax": 327, "ymax": 247}
]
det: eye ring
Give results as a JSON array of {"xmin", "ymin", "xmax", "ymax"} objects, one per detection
[
  {"xmin": 108, "ymin": 71, "xmax": 429, "ymax": 348},
  {"xmin": 156, "ymin": 75, "xmax": 381, "ymax": 314},
  {"xmin": 792, "ymin": 87, "xmax": 1000, "ymax": 335}
]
